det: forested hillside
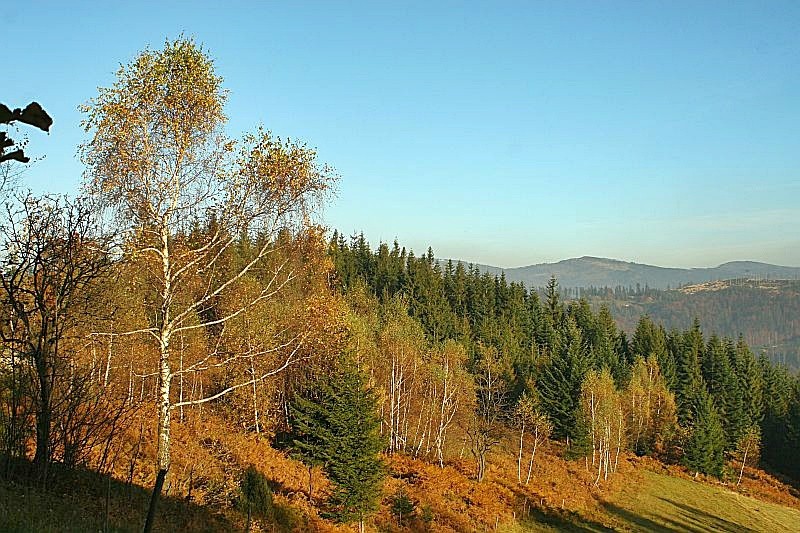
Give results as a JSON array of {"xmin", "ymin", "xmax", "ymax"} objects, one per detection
[
  {"xmin": 584, "ymin": 280, "xmax": 800, "ymax": 370},
  {"xmin": 329, "ymin": 233, "xmax": 800, "ymax": 484},
  {"xmin": 448, "ymin": 258, "xmax": 800, "ymax": 370}
]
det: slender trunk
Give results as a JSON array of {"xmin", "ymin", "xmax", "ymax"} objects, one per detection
[
  {"xmin": 595, "ymin": 437, "xmax": 603, "ymax": 485},
  {"xmin": 128, "ymin": 363, "xmax": 134, "ymax": 405},
  {"xmin": 250, "ymin": 356, "xmax": 260, "ymax": 433},
  {"xmin": 389, "ymin": 357, "xmax": 396, "ymax": 453},
  {"xmin": 590, "ymin": 391, "xmax": 596, "ymax": 467},
  {"xmin": 412, "ymin": 387, "xmax": 427, "ymax": 456},
  {"xmin": 143, "ymin": 468, "xmax": 167, "ymax": 533},
  {"xmin": 145, "ymin": 332, "xmax": 172, "ymax": 532},
  {"xmin": 104, "ymin": 325, "xmax": 114, "ymax": 388},
  {"xmin": 614, "ymin": 411, "xmax": 622, "ymax": 473},
  {"xmin": 517, "ymin": 422, "xmax": 525, "ymax": 483},
  {"xmin": 156, "ymin": 352, "xmax": 172, "ymax": 475},
  {"xmin": 525, "ymin": 429, "xmax": 538, "ymax": 485},
  {"xmin": 737, "ymin": 442, "xmax": 750, "ymax": 486},
  {"xmin": 34, "ymin": 352, "xmax": 52, "ymax": 482},
  {"xmin": 179, "ymin": 335, "xmax": 184, "ymax": 423}
]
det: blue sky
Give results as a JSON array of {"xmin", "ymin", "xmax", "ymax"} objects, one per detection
[{"xmin": 5, "ymin": 1, "xmax": 799, "ymax": 268}]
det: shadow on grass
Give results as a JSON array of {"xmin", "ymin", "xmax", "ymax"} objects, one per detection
[
  {"xmin": 600, "ymin": 499, "xmax": 756, "ymax": 533},
  {"xmin": 0, "ymin": 455, "xmax": 235, "ymax": 532},
  {"xmin": 660, "ymin": 498, "xmax": 756, "ymax": 533},
  {"xmin": 521, "ymin": 505, "xmax": 616, "ymax": 532}
]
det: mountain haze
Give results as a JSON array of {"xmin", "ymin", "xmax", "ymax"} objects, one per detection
[{"xmin": 445, "ymin": 256, "xmax": 800, "ymax": 289}]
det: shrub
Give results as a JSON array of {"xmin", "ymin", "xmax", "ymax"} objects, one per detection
[
  {"xmin": 238, "ymin": 465, "xmax": 273, "ymax": 531},
  {"xmin": 390, "ymin": 489, "xmax": 415, "ymax": 524}
]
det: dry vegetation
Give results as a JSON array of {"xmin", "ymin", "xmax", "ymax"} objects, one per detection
[{"xmin": 5, "ymin": 405, "xmax": 798, "ymax": 532}]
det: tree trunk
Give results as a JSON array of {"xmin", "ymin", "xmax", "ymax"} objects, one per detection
[
  {"xmin": 250, "ymin": 356, "xmax": 260, "ymax": 433},
  {"xmin": 34, "ymin": 354, "xmax": 52, "ymax": 483},
  {"xmin": 145, "ymin": 346, "xmax": 171, "ymax": 532},
  {"xmin": 737, "ymin": 442, "xmax": 750, "ymax": 486},
  {"xmin": 517, "ymin": 423, "xmax": 525, "ymax": 483},
  {"xmin": 525, "ymin": 431, "xmax": 538, "ymax": 485},
  {"xmin": 143, "ymin": 468, "xmax": 167, "ymax": 533}
]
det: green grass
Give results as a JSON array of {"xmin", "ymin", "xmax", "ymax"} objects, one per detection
[
  {"xmin": 514, "ymin": 470, "xmax": 800, "ymax": 532},
  {"xmin": 604, "ymin": 470, "xmax": 800, "ymax": 532}
]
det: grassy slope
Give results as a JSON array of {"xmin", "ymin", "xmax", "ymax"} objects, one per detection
[
  {"xmin": 514, "ymin": 468, "xmax": 800, "ymax": 533},
  {"xmin": 603, "ymin": 470, "xmax": 800, "ymax": 533}
]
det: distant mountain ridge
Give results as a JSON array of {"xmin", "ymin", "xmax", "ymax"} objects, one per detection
[{"xmin": 443, "ymin": 256, "xmax": 800, "ymax": 290}]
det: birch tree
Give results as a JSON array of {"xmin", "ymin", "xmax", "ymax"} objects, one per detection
[
  {"xmin": 733, "ymin": 425, "xmax": 760, "ymax": 486},
  {"xmin": 376, "ymin": 296, "xmax": 426, "ymax": 454},
  {"xmin": 429, "ymin": 340, "xmax": 470, "ymax": 467},
  {"xmin": 580, "ymin": 368, "xmax": 625, "ymax": 484},
  {"xmin": 79, "ymin": 38, "xmax": 334, "ymax": 529},
  {"xmin": 623, "ymin": 356, "xmax": 677, "ymax": 456},
  {"xmin": 513, "ymin": 392, "xmax": 552, "ymax": 485},
  {"xmin": 467, "ymin": 344, "xmax": 507, "ymax": 482}
]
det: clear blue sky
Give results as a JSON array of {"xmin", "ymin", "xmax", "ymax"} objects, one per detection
[{"xmin": 6, "ymin": 1, "xmax": 799, "ymax": 268}]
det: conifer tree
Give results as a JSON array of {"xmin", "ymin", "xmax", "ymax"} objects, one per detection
[
  {"xmin": 683, "ymin": 387, "xmax": 726, "ymax": 478},
  {"xmin": 289, "ymin": 383, "xmax": 332, "ymax": 501},
  {"xmin": 594, "ymin": 306, "xmax": 626, "ymax": 384},
  {"xmin": 544, "ymin": 276, "xmax": 563, "ymax": 324},
  {"xmin": 324, "ymin": 363, "xmax": 385, "ymax": 530},
  {"xmin": 675, "ymin": 319, "xmax": 705, "ymax": 425},
  {"xmin": 733, "ymin": 338, "xmax": 763, "ymax": 430},
  {"xmin": 538, "ymin": 317, "xmax": 591, "ymax": 442},
  {"xmin": 702, "ymin": 335, "xmax": 742, "ymax": 447},
  {"xmin": 632, "ymin": 316, "xmax": 674, "ymax": 387},
  {"xmin": 721, "ymin": 339, "xmax": 746, "ymax": 447},
  {"xmin": 289, "ymin": 359, "xmax": 385, "ymax": 530}
]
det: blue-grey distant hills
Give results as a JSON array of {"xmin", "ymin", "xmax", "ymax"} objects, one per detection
[{"xmin": 445, "ymin": 256, "xmax": 800, "ymax": 290}]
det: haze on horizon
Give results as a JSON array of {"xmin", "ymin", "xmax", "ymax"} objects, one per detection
[{"xmin": 6, "ymin": 1, "xmax": 799, "ymax": 269}]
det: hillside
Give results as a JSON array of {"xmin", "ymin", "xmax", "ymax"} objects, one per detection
[
  {"xmin": 440, "ymin": 255, "xmax": 800, "ymax": 369},
  {"xmin": 4, "ymin": 417, "xmax": 799, "ymax": 532},
  {"xmin": 590, "ymin": 279, "xmax": 800, "ymax": 370},
  {"xmin": 446, "ymin": 256, "xmax": 800, "ymax": 290}
]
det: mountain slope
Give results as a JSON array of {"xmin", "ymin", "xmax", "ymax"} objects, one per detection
[{"xmin": 446, "ymin": 256, "xmax": 800, "ymax": 289}]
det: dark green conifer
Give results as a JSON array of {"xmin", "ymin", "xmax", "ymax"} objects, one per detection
[
  {"xmin": 538, "ymin": 318, "xmax": 591, "ymax": 441},
  {"xmin": 675, "ymin": 319, "xmax": 704, "ymax": 425},
  {"xmin": 289, "ymin": 359, "xmax": 385, "ymax": 528},
  {"xmin": 683, "ymin": 387, "xmax": 726, "ymax": 478}
]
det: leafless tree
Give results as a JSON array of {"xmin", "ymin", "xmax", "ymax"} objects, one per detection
[{"xmin": 0, "ymin": 194, "xmax": 113, "ymax": 481}]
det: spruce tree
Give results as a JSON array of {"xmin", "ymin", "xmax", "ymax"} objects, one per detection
[
  {"xmin": 289, "ymin": 382, "xmax": 332, "ymax": 501},
  {"xmin": 683, "ymin": 387, "xmax": 726, "ymax": 478},
  {"xmin": 733, "ymin": 338, "xmax": 763, "ymax": 430},
  {"xmin": 632, "ymin": 316, "xmax": 673, "ymax": 387},
  {"xmin": 675, "ymin": 320, "xmax": 704, "ymax": 425},
  {"xmin": 538, "ymin": 317, "xmax": 591, "ymax": 442},
  {"xmin": 289, "ymin": 360, "xmax": 385, "ymax": 529},
  {"xmin": 324, "ymin": 363, "xmax": 385, "ymax": 529}
]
